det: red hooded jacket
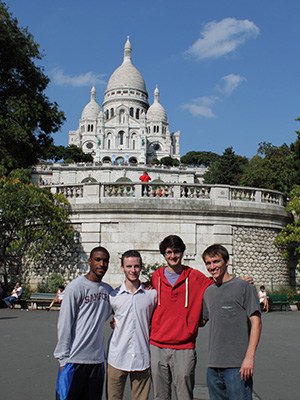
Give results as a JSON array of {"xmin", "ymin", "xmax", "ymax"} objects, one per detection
[{"xmin": 150, "ymin": 266, "xmax": 213, "ymax": 349}]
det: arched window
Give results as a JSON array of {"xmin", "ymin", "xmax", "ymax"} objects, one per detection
[
  {"xmin": 130, "ymin": 107, "xmax": 134, "ymax": 117},
  {"xmin": 118, "ymin": 131, "xmax": 124, "ymax": 145},
  {"xmin": 136, "ymin": 109, "xmax": 140, "ymax": 119},
  {"xmin": 110, "ymin": 108, "xmax": 114, "ymax": 118},
  {"xmin": 106, "ymin": 110, "xmax": 109, "ymax": 119},
  {"xmin": 131, "ymin": 133, "xmax": 137, "ymax": 150},
  {"xmin": 119, "ymin": 110, "xmax": 125, "ymax": 124},
  {"xmin": 154, "ymin": 126, "xmax": 156, "ymax": 133},
  {"xmin": 106, "ymin": 133, "xmax": 112, "ymax": 149},
  {"xmin": 91, "ymin": 124, "xmax": 93, "ymax": 132}
]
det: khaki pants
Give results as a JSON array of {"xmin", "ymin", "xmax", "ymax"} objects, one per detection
[
  {"xmin": 150, "ymin": 345, "xmax": 197, "ymax": 400},
  {"xmin": 107, "ymin": 363, "xmax": 151, "ymax": 400}
]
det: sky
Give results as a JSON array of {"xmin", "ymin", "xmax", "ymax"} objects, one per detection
[{"xmin": 4, "ymin": 0, "xmax": 300, "ymax": 159}]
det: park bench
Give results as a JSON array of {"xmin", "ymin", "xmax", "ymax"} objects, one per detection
[
  {"xmin": 268, "ymin": 294, "xmax": 290, "ymax": 311},
  {"xmin": 293, "ymin": 294, "xmax": 300, "ymax": 310},
  {"xmin": 29, "ymin": 292, "xmax": 57, "ymax": 310}
]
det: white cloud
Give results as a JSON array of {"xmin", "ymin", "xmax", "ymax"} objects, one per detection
[
  {"xmin": 186, "ymin": 18, "xmax": 259, "ymax": 60},
  {"xmin": 50, "ymin": 68, "xmax": 107, "ymax": 87},
  {"xmin": 182, "ymin": 74, "xmax": 246, "ymax": 118},
  {"xmin": 218, "ymin": 74, "xmax": 246, "ymax": 95},
  {"xmin": 182, "ymin": 96, "xmax": 219, "ymax": 118}
]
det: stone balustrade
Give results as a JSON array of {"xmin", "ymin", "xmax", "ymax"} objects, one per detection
[{"xmin": 48, "ymin": 182, "xmax": 286, "ymax": 207}]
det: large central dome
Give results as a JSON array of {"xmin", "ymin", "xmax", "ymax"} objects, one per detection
[{"xmin": 106, "ymin": 37, "xmax": 147, "ymax": 92}]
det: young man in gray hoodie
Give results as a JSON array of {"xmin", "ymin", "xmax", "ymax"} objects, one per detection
[{"xmin": 54, "ymin": 246, "xmax": 112, "ymax": 400}]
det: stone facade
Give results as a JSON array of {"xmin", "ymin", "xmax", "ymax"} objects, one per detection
[{"xmin": 233, "ymin": 226, "xmax": 290, "ymax": 289}]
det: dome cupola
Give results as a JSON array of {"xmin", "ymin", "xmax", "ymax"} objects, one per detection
[
  {"xmin": 103, "ymin": 37, "xmax": 149, "ymax": 112},
  {"xmin": 147, "ymin": 85, "xmax": 167, "ymax": 122},
  {"xmin": 81, "ymin": 85, "xmax": 101, "ymax": 120}
]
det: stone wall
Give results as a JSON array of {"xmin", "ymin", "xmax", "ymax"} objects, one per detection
[
  {"xmin": 22, "ymin": 240, "xmax": 83, "ymax": 289},
  {"xmin": 233, "ymin": 226, "xmax": 290, "ymax": 289}
]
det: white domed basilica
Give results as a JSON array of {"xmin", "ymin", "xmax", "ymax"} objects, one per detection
[{"xmin": 68, "ymin": 37, "xmax": 180, "ymax": 164}]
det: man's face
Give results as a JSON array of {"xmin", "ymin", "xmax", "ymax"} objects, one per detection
[
  {"xmin": 204, "ymin": 254, "xmax": 228, "ymax": 283},
  {"xmin": 121, "ymin": 256, "xmax": 142, "ymax": 283},
  {"xmin": 164, "ymin": 247, "xmax": 183, "ymax": 269},
  {"xmin": 88, "ymin": 251, "xmax": 109, "ymax": 281}
]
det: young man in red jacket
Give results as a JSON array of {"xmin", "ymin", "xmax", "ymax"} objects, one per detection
[{"xmin": 150, "ymin": 235, "xmax": 213, "ymax": 400}]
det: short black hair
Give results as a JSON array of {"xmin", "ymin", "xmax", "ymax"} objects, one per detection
[
  {"xmin": 121, "ymin": 250, "xmax": 142, "ymax": 266},
  {"xmin": 159, "ymin": 235, "xmax": 186, "ymax": 255},
  {"xmin": 89, "ymin": 246, "xmax": 110, "ymax": 260},
  {"xmin": 202, "ymin": 244, "xmax": 229, "ymax": 264}
]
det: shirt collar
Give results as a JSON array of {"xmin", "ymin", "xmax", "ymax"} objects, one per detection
[{"xmin": 120, "ymin": 281, "xmax": 145, "ymax": 294}]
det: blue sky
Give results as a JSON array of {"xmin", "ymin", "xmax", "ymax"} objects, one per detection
[{"xmin": 5, "ymin": 0, "xmax": 300, "ymax": 159}]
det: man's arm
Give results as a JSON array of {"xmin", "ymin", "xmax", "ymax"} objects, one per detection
[
  {"xmin": 240, "ymin": 311, "xmax": 262, "ymax": 380},
  {"xmin": 53, "ymin": 285, "xmax": 78, "ymax": 370}
]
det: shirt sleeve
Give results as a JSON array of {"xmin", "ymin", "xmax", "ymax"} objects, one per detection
[
  {"xmin": 201, "ymin": 295, "xmax": 209, "ymax": 321},
  {"xmin": 244, "ymin": 283, "xmax": 261, "ymax": 317},
  {"xmin": 53, "ymin": 283, "xmax": 81, "ymax": 367}
]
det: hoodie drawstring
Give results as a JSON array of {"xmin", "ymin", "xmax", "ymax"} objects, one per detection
[
  {"xmin": 185, "ymin": 277, "xmax": 188, "ymax": 308},
  {"xmin": 158, "ymin": 275, "xmax": 188, "ymax": 307}
]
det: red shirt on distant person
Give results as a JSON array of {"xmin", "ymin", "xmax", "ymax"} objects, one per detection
[{"xmin": 139, "ymin": 172, "xmax": 151, "ymax": 182}]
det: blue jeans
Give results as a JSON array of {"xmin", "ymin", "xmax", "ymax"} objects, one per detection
[
  {"xmin": 4, "ymin": 296, "xmax": 17, "ymax": 308},
  {"xmin": 207, "ymin": 367, "xmax": 253, "ymax": 400}
]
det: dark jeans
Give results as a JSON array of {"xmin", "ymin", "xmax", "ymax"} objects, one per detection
[{"xmin": 207, "ymin": 367, "xmax": 253, "ymax": 400}]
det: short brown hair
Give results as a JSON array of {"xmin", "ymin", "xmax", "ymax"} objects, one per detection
[
  {"xmin": 159, "ymin": 235, "xmax": 186, "ymax": 255},
  {"xmin": 202, "ymin": 244, "xmax": 229, "ymax": 263},
  {"xmin": 121, "ymin": 250, "xmax": 142, "ymax": 266}
]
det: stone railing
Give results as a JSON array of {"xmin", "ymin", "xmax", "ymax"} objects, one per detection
[{"xmin": 47, "ymin": 182, "xmax": 286, "ymax": 207}]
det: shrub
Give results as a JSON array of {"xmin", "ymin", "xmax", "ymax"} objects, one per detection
[
  {"xmin": 47, "ymin": 273, "xmax": 64, "ymax": 293},
  {"xmin": 142, "ymin": 262, "xmax": 164, "ymax": 281}
]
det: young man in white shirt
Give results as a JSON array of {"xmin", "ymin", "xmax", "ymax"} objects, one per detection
[{"xmin": 107, "ymin": 250, "xmax": 157, "ymax": 400}]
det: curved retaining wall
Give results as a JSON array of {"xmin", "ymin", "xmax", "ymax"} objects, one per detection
[{"xmin": 23, "ymin": 181, "xmax": 291, "ymax": 290}]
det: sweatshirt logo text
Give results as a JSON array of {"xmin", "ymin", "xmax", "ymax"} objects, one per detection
[{"xmin": 85, "ymin": 292, "xmax": 109, "ymax": 303}]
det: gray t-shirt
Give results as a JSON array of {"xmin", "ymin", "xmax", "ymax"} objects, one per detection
[
  {"xmin": 54, "ymin": 275, "xmax": 112, "ymax": 367},
  {"xmin": 202, "ymin": 277, "xmax": 260, "ymax": 368}
]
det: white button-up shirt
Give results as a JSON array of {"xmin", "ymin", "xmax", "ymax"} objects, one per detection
[{"xmin": 108, "ymin": 282, "xmax": 157, "ymax": 371}]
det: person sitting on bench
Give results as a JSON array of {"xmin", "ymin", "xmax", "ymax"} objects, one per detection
[
  {"xmin": 4, "ymin": 282, "xmax": 23, "ymax": 309},
  {"xmin": 258, "ymin": 285, "xmax": 269, "ymax": 313}
]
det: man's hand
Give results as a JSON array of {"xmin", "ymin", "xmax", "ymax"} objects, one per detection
[
  {"xmin": 110, "ymin": 318, "xmax": 116, "ymax": 329},
  {"xmin": 240, "ymin": 355, "xmax": 254, "ymax": 380},
  {"xmin": 142, "ymin": 281, "xmax": 153, "ymax": 290},
  {"xmin": 241, "ymin": 276, "xmax": 254, "ymax": 285}
]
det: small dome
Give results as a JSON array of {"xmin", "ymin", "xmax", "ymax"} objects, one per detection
[
  {"xmin": 81, "ymin": 85, "xmax": 101, "ymax": 119},
  {"xmin": 107, "ymin": 37, "xmax": 147, "ymax": 92},
  {"xmin": 147, "ymin": 85, "xmax": 167, "ymax": 122}
]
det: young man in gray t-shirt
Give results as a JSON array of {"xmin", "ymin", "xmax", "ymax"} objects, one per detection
[{"xmin": 201, "ymin": 244, "xmax": 262, "ymax": 400}]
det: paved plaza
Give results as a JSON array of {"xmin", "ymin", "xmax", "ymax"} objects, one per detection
[{"xmin": 0, "ymin": 307, "xmax": 299, "ymax": 400}]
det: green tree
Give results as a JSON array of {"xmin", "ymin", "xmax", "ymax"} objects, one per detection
[
  {"xmin": 0, "ymin": 2, "xmax": 65, "ymax": 173},
  {"xmin": 0, "ymin": 174, "xmax": 74, "ymax": 285},
  {"xmin": 239, "ymin": 142, "xmax": 293, "ymax": 193},
  {"xmin": 181, "ymin": 151, "xmax": 220, "ymax": 167},
  {"xmin": 290, "ymin": 119, "xmax": 300, "ymax": 186},
  {"xmin": 203, "ymin": 147, "xmax": 248, "ymax": 185},
  {"xmin": 159, "ymin": 156, "xmax": 180, "ymax": 167},
  {"xmin": 44, "ymin": 144, "xmax": 93, "ymax": 163},
  {"xmin": 274, "ymin": 185, "xmax": 300, "ymax": 260}
]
